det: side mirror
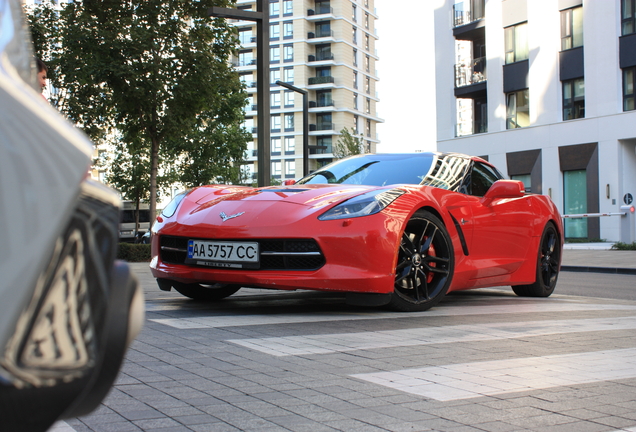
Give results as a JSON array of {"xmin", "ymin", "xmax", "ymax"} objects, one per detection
[
  {"xmin": 482, "ymin": 180, "xmax": 525, "ymax": 203},
  {"xmin": 283, "ymin": 179, "xmax": 296, "ymax": 185}
]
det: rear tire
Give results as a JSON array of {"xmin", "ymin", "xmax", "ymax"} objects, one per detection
[
  {"xmin": 171, "ymin": 281, "xmax": 241, "ymax": 301},
  {"xmin": 512, "ymin": 222, "xmax": 560, "ymax": 297}
]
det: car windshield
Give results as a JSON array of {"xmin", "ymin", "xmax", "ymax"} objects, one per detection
[
  {"xmin": 296, "ymin": 153, "xmax": 475, "ymax": 190},
  {"xmin": 297, "ymin": 154, "xmax": 437, "ymax": 186}
]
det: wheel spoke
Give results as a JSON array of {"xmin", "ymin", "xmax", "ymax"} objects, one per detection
[{"xmin": 413, "ymin": 269, "xmax": 427, "ymax": 300}]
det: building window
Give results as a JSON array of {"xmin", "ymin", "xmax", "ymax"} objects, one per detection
[
  {"xmin": 272, "ymin": 161, "xmax": 282, "ymax": 177},
  {"xmin": 563, "ymin": 170, "xmax": 587, "ymax": 238},
  {"xmin": 285, "ymin": 160, "xmax": 296, "ymax": 177},
  {"xmin": 352, "ymin": 26, "xmax": 357, "ymax": 44},
  {"xmin": 365, "ymin": 34, "xmax": 370, "ymax": 50},
  {"xmin": 271, "ymin": 138, "xmax": 282, "ymax": 153},
  {"xmin": 504, "ymin": 22, "xmax": 528, "ymax": 64},
  {"xmin": 317, "ymin": 113, "xmax": 332, "ymax": 130},
  {"xmin": 283, "ymin": 0, "xmax": 293, "ymax": 16},
  {"xmin": 315, "ymin": 44, "xmax": 332, "ymax": 61},
  {"xmin": 366, "ymin": 119, "xmax": 371, "ymax": 137},
  {"xmin": 366, "ymin": 97, "xmax": 371, "ymax": 113},
  {"xmin": 623, "ymin": 0, "xmax": 636, "ymax": 35},
  {"xmin": 315, "ymin": 0, "xmax": 330, "ymax": 15},
  {"xmin": 317, "ymin": 136, "xmax": 332, "ymax": 153},
  {"xmin": 511, "ymin": 174, "xmax": 531, "ymax": 193},
  {"xmin": 353, "ymin": 92, "xmax": 358, "ymax": 110},
  {"xmin": 284, "ymin": 113, "xmax": 294, "ymax": 131},
  {"xmin": 365, "ymin": 55, "xmax": 370, "ymax": 72},
  {"xmin": 283, "ymin": 21, "xmax": 293, "ymax": 38},
  {"xmin": 506, "ymin": 89, "xmax": 529, "ymax": 129},
  {"xmin": 239, "ymin": 50, "xmax": 254, "ymax": 66},
  {"xmin": 353, "ymin": 48, "xmax": 358, "ymax": 67},
  {"xmin": 283, "ymin": 44, "xmax": 294, "ymax": 62},
  {"xmin": 270, "ymin": 46, "xmax": 280, "ymax": 63},
  {"xmin": 353, "ymin": 114, "xmax": 359, "ymax": 133},
  {"xmin": 271, "ymin": 115, "xmax": 281, "ymax": 132},
  {"xmin": 624, "ymin": 67, "xmax": 636, "ymax": 111},
  {"xmin": 352, "ymin": 3, "xmax": 357, "ymax": 21},
  {"xmin": 269, "ymin": 1, "xmax": 279, "ymax": 17},
  {"xmin": 317, "ymin": 66, "xmax": 331, "ymax": 77},
  {"xmin": 365, "ymin": 12, "xmax": 369, "ymax": 29},
  {"xmin": 317, "ymin": 89, "xmax": 332, "ymax": 107},
  {"xmin": 563, "ymin": 78, "xmax": 585, "ymax": 120},
  {"xmin": 270, "ymin": 68, "xmax": 280, "ymax": 85},
  {"xmin": 284, "ymin": 91, "xmax": 294, "ymax": 107},
  {"xmin": 353, "ymin": 71, "xmax": 358, "ymax": 89},
  {"xmin": 283, "ymin": 66, "xmax": 294, "ymax": 83},
  {"xmin": 239, "ymin": 29, "xmax": 253, "ymax": 45},
  {"xmin": 365, "ymin": 76, "xmax": 371, "ymax": 94},
  {"xmin": 561, "ymin": 7, "xmax": 583, "ymax": 51},
  {"xmin": 316, "ymin": 21, "xmax": 331, "ymax": 38},
  {"xmin": 285, "ymin": 137, "xmax": 295, "ymax": 153},
  {"xmin": 270, "ymin": 91, "xmax": 281, "ymax": 108},
  {"xmin": 270, "ymin": 23, "xmax": 280, "ymax": 40}
]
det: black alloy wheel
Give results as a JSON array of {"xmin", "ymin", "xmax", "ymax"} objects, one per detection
[
  {"xmin": 171, "ymin": 282, "xmax": 241, "ymax": 301},
  {"xmin": 389, "ymin": 210, "xmax": 454, "ymax": 312},
  {"xmin": 512, "ymin": 221, "xmax": 561, "ymax": 297}
]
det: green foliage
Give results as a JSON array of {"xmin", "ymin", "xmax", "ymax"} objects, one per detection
[
  {"xmin": 611, "ymin": 242, "xmax": 636, "ymax": 250},
  {"xmin": 117, "ymin": 243, "xmax": 152, "ymax": 262},
  {"xmin": 28, "ymin": 0, "xmax": 250, "ymax": 217},
  {"xmin": 333, "ymin": 127, "xmax": 365, "ymax": 159}
]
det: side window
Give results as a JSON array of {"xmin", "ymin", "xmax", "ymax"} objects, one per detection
[{"xmin": 470, "ymin": 162, "xmax": 502, "ymax": 196}]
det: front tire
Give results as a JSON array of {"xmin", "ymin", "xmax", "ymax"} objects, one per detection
[
  {"xmin": 171, "ymin": 282, "xmax": 241, "ymax": 301},
  {"xmin": 389, "ymin": 211, "xmax": 454, "ymax": 312},
  {"xmin": 512, "ymin": 222, "xmax": 561, "ymax": 297}
]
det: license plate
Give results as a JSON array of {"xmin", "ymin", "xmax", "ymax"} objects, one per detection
[{"xmin": 187, "ymin": 240, "xmax": 259, "ymax": 267}]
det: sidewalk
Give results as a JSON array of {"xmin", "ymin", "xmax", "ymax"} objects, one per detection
[{"xmin": 562, "ymin": 242, "xmax": 636, "ymax": 274}]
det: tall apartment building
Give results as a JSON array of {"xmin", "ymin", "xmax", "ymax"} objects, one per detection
[
  {"xmin": 233, "ymin": 0, "xmax": 381, "ymax": 182},
  {"xmin": 434, "ymin": 0, "xmax": 636, "ymax": 242}
]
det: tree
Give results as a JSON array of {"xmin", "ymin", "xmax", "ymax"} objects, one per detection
[
  {"xmin": 27, "ymin": 0, "xmax": 249, "ymax": 221},
  {"xmin": 333, "ymin": 127, "xmax": 366, "ymax": 159}
]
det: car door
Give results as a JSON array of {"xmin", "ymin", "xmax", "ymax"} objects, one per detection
[{"xmin": 463, "ymin": 162, "xmax": 534, "ymax": 279}]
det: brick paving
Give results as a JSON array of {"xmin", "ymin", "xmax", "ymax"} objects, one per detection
[{"xmin": 51, "ymin": 255, "xmax": 636, "ymax": 432}]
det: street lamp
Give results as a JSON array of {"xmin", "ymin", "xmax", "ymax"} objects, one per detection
[
  {"xmin": 209, "ymin": 1, "xmax": 270, "ymax": 186},
  {"xmin": 276, "ymin": 80, "xmax": 309, "ymax": 177}
]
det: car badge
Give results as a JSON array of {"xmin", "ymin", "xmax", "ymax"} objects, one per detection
[{"xmin": 220, "ymin": 211, "xmax": 245, "ymax": 222}]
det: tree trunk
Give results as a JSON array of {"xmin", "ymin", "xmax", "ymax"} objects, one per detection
[{"xmin": 149, "ymin": 137, "xmax": 159, "ymax": 229}]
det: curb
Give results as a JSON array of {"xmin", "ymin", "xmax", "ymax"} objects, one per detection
[{"xmin": 561, "ymin": 265, "xmax": 636, "ymax": 276}]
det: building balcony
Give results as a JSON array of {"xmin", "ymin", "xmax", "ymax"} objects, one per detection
[
  {"xmin": 309, "ymin": 123, "xmax": 334, "ymax": 131},
  {"xmin": 234, "ymin": 59, "xmax": 257, "ymax": 67},
  {"xmin": 309, "ymin": 101, "xmax": 335, "ymax": 108},
  {"xmin": 309, "ymin": 145, "xmax": 332, "ymax": 155},
  {"xmin": 308, "ymin": 76, "xmax": 335, "ymax": 85},
  {"xmin": 308, "ymin": 54, "xmax": 335, "ymax": 62},
  {"xmin": 453, "ymin": 0, "xmax": 485, "ymax": 28},
  {"xmin": 455, "ymin": 57, "xmax": 486, "ymax": 88},
  {"xmin": 308, "ymin": 30, "xmax": 334, "ymax": 39},
  {"xmin": 307, "ymin": 7, "xmax": 333, "ymax": 16}
]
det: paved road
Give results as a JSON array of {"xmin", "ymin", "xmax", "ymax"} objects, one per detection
[{"xmin": 54, "ymin": 264, "xmax": 636, "ymax": 432}]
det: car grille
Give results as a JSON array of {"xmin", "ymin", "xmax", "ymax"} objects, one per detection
[{"xmin": 159, "ymin": 236, "xmax": 325, "ymax": 271}]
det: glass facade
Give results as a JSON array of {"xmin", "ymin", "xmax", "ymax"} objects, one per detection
[{"xmin": 564, "ymin": 170, "xmax": 588, "ymax": 238}]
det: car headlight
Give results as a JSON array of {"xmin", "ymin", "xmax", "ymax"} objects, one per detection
[
  {"xmin": 318, "ymin": 189, "xmax": 405, "ymax": 221},
  {"xmin": 161, "ymin": 190, "xmax": 190, "ymax": 218}
]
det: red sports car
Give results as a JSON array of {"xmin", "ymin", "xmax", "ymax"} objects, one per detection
[{"xmin": 150, "ymin": 152, "xmax": 563, "ymax": 311}]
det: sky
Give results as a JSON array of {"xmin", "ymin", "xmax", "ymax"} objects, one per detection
[{"xmin": 374, "ymin": 1, "xmax": 440, "ymax": 153}]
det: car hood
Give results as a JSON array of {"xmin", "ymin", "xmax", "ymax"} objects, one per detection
[{"xmin": 168, "ymin": 184, "xmax": 387, "ymax": 230}]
